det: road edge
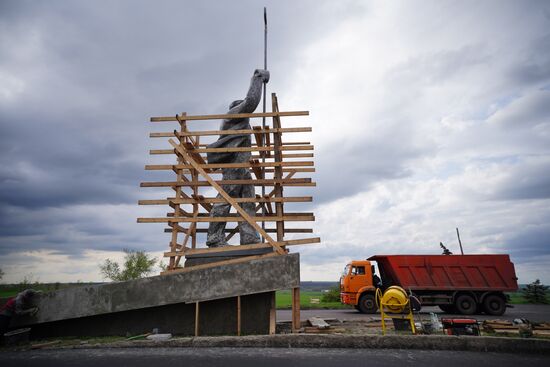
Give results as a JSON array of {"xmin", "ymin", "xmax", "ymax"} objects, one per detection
[{"xmin": 20, "ymin": 334, "xmax": 550, "ymax": 355}]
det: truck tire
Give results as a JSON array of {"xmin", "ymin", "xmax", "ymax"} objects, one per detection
[
  {"xmin": 455, "ymin": 294, "xmax": 476, "ymax": 315},
  {"xmin": 483, "ymin": 294, "xmax": 506, "ymax": 316},
  {"xmin": 438, "ymin": 304, "xmax": 456, "ymax": 313},
  {"xmin": 358, "ymin": 294, "xmax": 377, "ymax": 314}
]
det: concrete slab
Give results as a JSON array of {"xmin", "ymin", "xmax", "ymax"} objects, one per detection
[{"xmin": 13, "ymin": 253, "xmax": 299, "ymax": 327}]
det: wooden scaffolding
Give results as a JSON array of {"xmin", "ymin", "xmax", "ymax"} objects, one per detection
[{"xmin": 138, "ymin": 93, "xmax": 319, "ymax": 272}]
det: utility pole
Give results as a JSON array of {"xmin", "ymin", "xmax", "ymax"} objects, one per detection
[
  {"xmin": 456, "ymin": 227, "xmax": 464, "ymax": 255},
  {"xmin": 261, "ymin": 7, "xmax": 268, "ymax": 239}
]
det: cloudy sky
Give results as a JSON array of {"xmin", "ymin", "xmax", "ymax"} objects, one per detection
[{"xmin": 1, "ymin": 0, "xmax": 549, "ymax": 284}]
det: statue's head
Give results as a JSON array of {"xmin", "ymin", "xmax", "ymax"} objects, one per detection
[{"xmin": 229, "ymin": 100, "xmax": 243, "ymax": 109}]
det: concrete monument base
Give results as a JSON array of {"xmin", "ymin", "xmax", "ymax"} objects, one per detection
[{"xmin": 9, "ymin": 253, "xmax": 299, "ymax": 338}]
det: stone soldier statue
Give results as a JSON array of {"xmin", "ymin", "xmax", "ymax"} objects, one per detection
[{"xmin": 206, "ymin": 69, "xmax": 270, "ymax": 247}]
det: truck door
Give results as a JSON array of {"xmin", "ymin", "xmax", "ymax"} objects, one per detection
[{"xmin": 349, "ymin": 264, "xmax": 369, "ymax": 292}]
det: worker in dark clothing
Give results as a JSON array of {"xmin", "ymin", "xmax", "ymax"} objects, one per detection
[
  {"xmin": 373, "ymin": 274, "xmax": 382, "ymax": 288},
  {"xmin": 0, "ymin": 289, "xmax": 40, "ymax": 337}
]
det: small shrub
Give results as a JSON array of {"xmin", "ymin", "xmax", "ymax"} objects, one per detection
[
  {"xmin": 522, "ymin": 279, "xmax": 549, "ymax": 304},
  {"xmin": 321, "ymin": 286, "xmax": 341, "ymax": 303}
]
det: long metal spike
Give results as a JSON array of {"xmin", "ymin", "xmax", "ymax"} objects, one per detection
[{"xmin": 261, "ymin": 7, "xmax": 268, "ymax": 241}]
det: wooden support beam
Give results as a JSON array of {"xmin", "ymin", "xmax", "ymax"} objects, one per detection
[
  {"xmin": 195, "ymin": 302, "xmax": 200, "ymax": 337},
  {"xmin": 166, "ymin": 212, "xmax": 313, "ymax": 218},
  {"xmin": 190, "ymin": 145, "xmax": 313, "ymax": 154},
  {"xmin": 237, "ymin": 296, "xmax": 241, "ymax": 337},
  {"xmin": 160, "ymin": 252, "xmax": 280, "ymax": 275},
  {"xmin": 149, "ymin": 150, "xmax": 314, "ymax": 159},
  {"xmin": 150, "ymin": 111, "xmax": 309, "ymax": 122},
  {"xmin": 138, "ymin": 215, "xmax": 315, "ymax": 223},
  {"xmin": 150, "ymin": 146, "xmax": 314, "ymax": 155},
  {"xmin": 149, "ymin": 127, "xmax": 312, "ymax": 138},
  {"xmin": 292, "ymin": 287, "xmax": 301, "ymax": 333},
  {"xmin": 163, "ymin": 237, "xmax": 321, "ymax": 257},
  {"xmin": 168, "ymin": 138, "xmax": 286, "ymax": 255},
  {"xmin": 139, "ymin": 196, "xmax": 312, "ymax": 205},
  {"xmin": 272, "ymin": 93, "xmax": 285, "ymax": 242},
  {"xmin": 140, "ymin": 178, "xmax": 315, "ymax": 187},
  {"xmin": 145, "ymin": 161, "xmax": 314, "ymax": 170},
  {"xmin": 269, "ymin": 292, "xmax": 276, "ymax": 335},
  {"xmin": 163, "ymin": 228, "xmax": 314, "ymax": 234}
]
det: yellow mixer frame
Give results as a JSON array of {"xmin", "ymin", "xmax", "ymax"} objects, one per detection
[{"xmin": 375, "ymin": 286, "xmax": 416, "ymax": 335}]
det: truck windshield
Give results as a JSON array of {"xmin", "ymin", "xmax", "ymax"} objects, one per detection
[{"xmin": 342, "ymin": 265, "xmax": 350, "ymax": 276}]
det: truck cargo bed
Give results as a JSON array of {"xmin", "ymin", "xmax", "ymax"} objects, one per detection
[{"xmin": 368, "ymin": 255, "xmax": 518, "ymax": 292}]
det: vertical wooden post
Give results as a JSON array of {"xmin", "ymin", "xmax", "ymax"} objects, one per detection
[
  {"xmin": 269, "ymin": 292, "xmax": 276, "ymax": 335},
  {"xmin": 195, "ymin": 301, "xmax": 200, "ymax": 337},
  {"xmin": 169, "ymin": 113, "xmax": 187, "ymax": 270},
  {"xmin": 237, "ymin": 296, "xmax": 242, "ymax": 336},
  {"xmin": 191, "ymin": 135, "xmax": 200, "ymax": 249},
  {"xmin": 291, "ymin": 287, "xmax": 300, "ymax": 333},
  {"xmin": 271, "ymin": 94, "xmax": 285, "ymax": 242}
]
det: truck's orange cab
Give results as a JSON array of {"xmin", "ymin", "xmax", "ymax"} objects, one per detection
[{"xmin": 340, "ymin": 260, "xmax": 378, "ymax": 313}]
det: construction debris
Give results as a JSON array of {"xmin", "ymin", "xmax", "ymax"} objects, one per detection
[{"xmin": 308, "ymin": 317, "xmax": 330, "ymax": 330}]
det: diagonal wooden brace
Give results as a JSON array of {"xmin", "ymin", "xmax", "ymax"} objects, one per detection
[{"xmin": 168, "ymin": 139, "xmax": 286, "ymax": 255}]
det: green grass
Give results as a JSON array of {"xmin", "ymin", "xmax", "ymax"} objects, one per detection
[
  {"xmin": 506, "ymin": 291, "xmax": 550, "ymax": 304},
  {"xmin": 275, "ymin": 290, "xmax": 352, "ymax": 310}
]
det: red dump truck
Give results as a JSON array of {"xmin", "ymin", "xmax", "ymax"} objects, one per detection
[{"xmin": 340, "ymin": 254, "xmax": 518, "ymax": 316}]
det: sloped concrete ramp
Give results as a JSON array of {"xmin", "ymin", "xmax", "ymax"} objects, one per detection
[{"xmin": 12, "ymin": 253, "xmax": 299, "ymax": 337}]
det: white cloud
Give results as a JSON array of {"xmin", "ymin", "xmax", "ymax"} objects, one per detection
[{"xmin": 1, "ymin": 0, "xmax": 549, "ymax": 284}]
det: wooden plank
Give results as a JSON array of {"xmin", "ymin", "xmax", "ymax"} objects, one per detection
[
  {"xmin": 138, "ymin": 215, "xmax": 315, "ymax": 223},
  {"xmin": 163, "ymin": 228, "xmax": 313, "ymax": 234},
  {"xmin": 149, "ymin": 127, "xmax": 312, "ymax": 138},
  {"xmin": 150, "ymin": 111, "xmax": 309, "ymax": 122},
  {"xmin": 148, "ymin": 146, "xmax": 314, "ymax": 155},
  {"xmin": 167, "ymin": 212, "xmax": 314, "ymax": 218},
  {"xmin": 163, "ymin": 237, "xmax": 321, "ymax": 257},
  {"xmin": 145, "ymin": 160, "xmax": 314, "ymax": 171},
  {"xmin": 168, "ymin": 138, "xmax": 286, "ymax": 255},
  {"xmin": 139, "ymin": 196, "xmax": 312, "ymax": 205},
  {"xmin": 168, "ymin": 112, "xmax": 187, "ymax": 269},
  {"xmin": 195, "ymin": 302, "xmax": 199, "ymax": 337},
  {"xmin": 272, "ymin": 93, "xmax": 285, "ymax": 242},
  {"xmin": 145, "ymin": 161, "xmax": 314, "ymax": 170},
  {"xmin": 191, "ymin": 145, "xmax": 313, "ymax": 153},
  {"xmin": 160, "ymin": 252, "xmax": 280, "ymax": 275},
  {"xmin": 237, "ymin": 296, "xmax": 241, "ymax": 336},
  {"xmin": 150, "ymin": 150, "xmax": 314, "ymax": 159},
  {"xmin": 140, "ymin": 178, "xmax": 314, "ymax": 187},
  {"xmin": 269, "ymin": 292, "xmax": 276, "ymax": 335},
  {"xmin": 292, "ymin": 287, "xmax": 301, "ymax": 333}
]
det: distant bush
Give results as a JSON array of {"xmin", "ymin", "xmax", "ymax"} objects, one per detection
[
  {"xmin": 99, "ymin": 249, "xmax": 157, "ymax": 282},
  {"xmin": 522, "ymin": 279, "xmax": 549, "ymax": 304},
  {"xmin": 321, "ymin": 286, "xmax": 340, "ymax": 303}
]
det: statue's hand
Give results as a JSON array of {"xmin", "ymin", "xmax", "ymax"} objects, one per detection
[{"xmin": 254, "ymin": 69, "xmax": 270, "ymax": 83}]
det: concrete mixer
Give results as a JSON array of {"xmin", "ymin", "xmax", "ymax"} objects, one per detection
[{"xmin": 376, "ymin": 286, "xmax": 416, "ymax": 335}]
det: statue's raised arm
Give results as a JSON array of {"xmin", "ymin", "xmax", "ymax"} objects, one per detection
[{"xmin": 228, "ymin": 69, "xmax": 270, "ymax": 115}]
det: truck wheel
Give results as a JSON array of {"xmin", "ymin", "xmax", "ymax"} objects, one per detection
[
  {"xmin": 358, "ymin": 294, "xmax": 377, "ymax": 314},
  {"xmin": 483, "ymin": 294, "xmax": 506, "ymax": 316},
  {"xmin": 455, "ymin": 294, "xmax": 476, "ymax": 315},
  {"xmin": 438, "ymin": 304, "xmax": 456, "ymax": 313}
]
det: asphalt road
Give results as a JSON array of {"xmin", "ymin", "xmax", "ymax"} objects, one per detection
[
  {"xmin": 277, "ymin": 304, "xmax": 550, "ymax": 322},
  {"xmin": 1, "ymin": 348, "xmax": 549, "ymax": 367}
]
